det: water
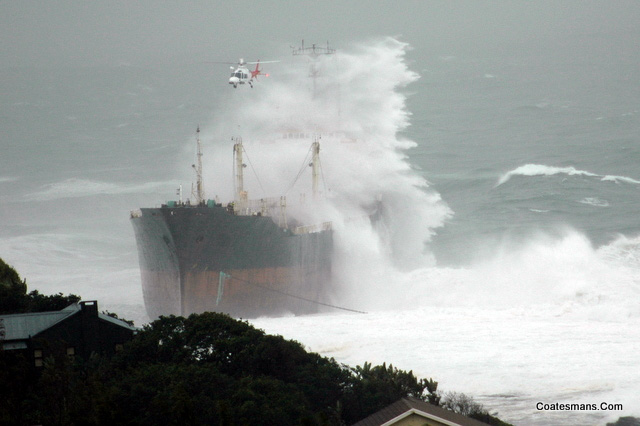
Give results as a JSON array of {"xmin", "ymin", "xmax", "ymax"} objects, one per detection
[{"xmin": 2, "ymin": 34, "xmax": 639, "ymax": 425}]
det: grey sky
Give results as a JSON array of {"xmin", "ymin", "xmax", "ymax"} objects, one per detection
[{"xmin": 3, "ymin": 1, "xmax": 639, "ymax": 69}]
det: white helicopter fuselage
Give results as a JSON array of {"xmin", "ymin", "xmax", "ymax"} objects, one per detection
[{"xmin": 229, "ymin": 66, "xmax": 250, "ymax": 88}]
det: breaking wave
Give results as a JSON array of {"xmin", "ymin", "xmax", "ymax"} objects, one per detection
[
  {"xmin": 192, "ymin": 39, "xmax": 640, "ymax": 320},
  {"xmin": 496, "ymin": 164, "xmax": 640, "ymax": 186},
  {"xmin": 367, "ymin": 229, "xmax": 640, "ymax": 320},
  {"xmin": 579, "ymin": 197, "xmax": 609, "ymax": 207},
  {"xmin": 199, "ymin": 37, "xmax": 452, "ymax": 277}
]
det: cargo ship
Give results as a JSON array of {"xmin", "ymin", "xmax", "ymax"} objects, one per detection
[{"xmin": 131, "ymin": 129, "xmax": 333, "ymax": 319}]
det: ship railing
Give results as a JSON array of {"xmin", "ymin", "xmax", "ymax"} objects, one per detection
[
  {"xmin": 292, "ymin": 221, "xmax": 332, "ymax": 235},
  {"xmin": 234, "ymin": 197, "xmax": 282, "ymax": 217}
]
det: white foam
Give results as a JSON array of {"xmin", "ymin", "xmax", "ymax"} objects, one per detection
[
  {"xmin": 496, "ymin": 164, "xmax": 599, "ymax": 186},
  {"xmin": 601, "ymin": 174, "xmax": 640, "ymax": 184},
  {"xmin": 198, "ymin": 38, "xmax": 452, "ymax": 275},
  {"xmin": 254, "ymin": 229, "xmax": 640, "ymax": 424},
  {"xmin": 496, "ymin": 163, "xmax": 640, "ymax": 186},
  {"xmin": 192, "ymin": 40, "xmax": 640, "ymax": 320},
  {"xmin": 579, "ymin": 197, "xmax": 609, "ymax": 207},
  {"xmin": 190, "ymin": 39, "xmax": 640, "ymax": 424}
]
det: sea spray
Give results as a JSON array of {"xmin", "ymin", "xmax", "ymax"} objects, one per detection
[
  {"xmin": 191, "ymin": 38, "xmax": 640, "ymax": 321},
  {"xmin": 194, "ymin": 38, "xmax": 452, "ymax": 309}
]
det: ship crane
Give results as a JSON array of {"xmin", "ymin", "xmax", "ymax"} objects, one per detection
[
  {"xmin": 233, "ymin": 137, "xmax": 248, "ymax": 212},
  {"xmin": 191, "ymin": 127, "xmax": 205, "ymax": 205},
  {"xmin": 286, "ymin": 136, "xmax": 326, "ymax": 202}
]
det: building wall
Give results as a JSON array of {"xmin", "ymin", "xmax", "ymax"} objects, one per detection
[{"xmin": 31, "ymin": 304, "xmax": 134, "ymax": 363}]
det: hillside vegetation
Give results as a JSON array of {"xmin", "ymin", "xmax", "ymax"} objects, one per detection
[{"xmin": 0, "ymin": 258, "xmax": 511, "ymax": 425}]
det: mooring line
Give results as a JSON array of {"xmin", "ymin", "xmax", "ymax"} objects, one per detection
[{"xmin": 226, "ymin": 274, "xmax": 367, "ymax": 314}]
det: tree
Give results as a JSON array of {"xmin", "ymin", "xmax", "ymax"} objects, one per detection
[
  {"xmin": 0, "ymin": 258, "xmax": 28, "ymax": 313},
  {"xmin": 607, "ymin": 417, "xmax": 640, "ymax": 426},
  {"xmin": 0, "ymin": 258, "xmax": 81, "ymax": 314},
  {"xmin": 441, "ymin": 391, "xmax": 484, "ymax": 417},
  {"xmin": 0, "ymin": 266, "xmax": 510, "ymax": 426},
  {"xmin": 105, "ymin": 312, "xmax": 350, "ymax": 424},
  {"xmin": 340, "ymin": 361, "xmax": 440, "ymax": 423},
  {"xmin": 102, "ymin": 310, "xmax": 135, "ymax": 326},
  {"xmin": 441, "ymin": 391, "xmax": 512, "ymax": 426}
]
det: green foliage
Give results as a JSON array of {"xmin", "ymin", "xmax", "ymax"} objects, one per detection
[
  {"xmin": 26, "ymin": 290, "xmax": 82, "ymax": 313},
  {"xmin": 441, "ymin": 391, "xmax": 484, "ymax": 417},
  {"xmin": 0, "ymin": 307, "xmax": 514, "ymax": 425},
  {"xmin": 2, "ymin": 311, "xmax": 450, "ymax": 425},
  {"xmin": 341, "ymin": 361, "xmax": 440, "ymax": 422},
  {"xmin": 441, "ymin": 391, "xmax": 513, "ymax": 426},
  {"xmin": 607, "ymin": 417, "xmax": 640, "ymax": 426},
  {"xmin": 0, "ymin": 258, "xmax": 28, "ymax": 313},
  {"xmin": 0, "ymin": 266, "xmax": 510, "ymax": 426},
  {"xmin": 0, "ymin": 258, "xmax": 25, "ymax": 290},
  {"xmin": 106, "ymin": 312, "xmax": 350, "ymax": 424},
  {"xmin": 95, "ymin": 312, "xmax": 447, "ymax": 425},
  {"xmin": 0, "ymin": 258, "xmax": 81, "ymax": 314},
  {"xmin": 102, "ymin": 310, "xmax": 135, "ymax": 326},
  {"xmin": 0, "ymin": 352, "xmax": 37, "ymax": 425},
  {"xmin": 0, "ymin": 288, "xmax": 82, "ymax": 315}
]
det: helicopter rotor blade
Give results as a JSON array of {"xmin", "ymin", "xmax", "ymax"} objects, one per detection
[
  {"xmin": 203, "ymin": 61, "xmax": 238, "ymax": 65},
  {"xmin": 246, "ymin": 60, "xmax": 280, "ymax": 65}
]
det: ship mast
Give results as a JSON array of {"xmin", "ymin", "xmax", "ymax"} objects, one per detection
[
  {"xmin": 191, "ymin": 127, "xmax": 205, "ymax": 205},
  {"xmin": 292, "ymin": 40, "xmax": 335, "ymax": 98},
  {"xmin": 311, "ymin": 137, "xmax": 320, "ymax": 199},
  {"xmin": 233, "ymin": 137, "xmax": 247, "ymax": 211}
]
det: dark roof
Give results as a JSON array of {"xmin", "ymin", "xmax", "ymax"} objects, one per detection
[
  {"xmin": 1, "ymin": 305, "xmax": 78, "ymax": 341},
  {"xmin": 0, "ymin": 302, "xmax": 137, "ymax": 350},
  {"xmin": 352, "ymin": 396, "xmax": 490, "ymax": 426}
]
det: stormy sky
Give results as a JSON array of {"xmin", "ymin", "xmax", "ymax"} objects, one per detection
[{"xmin": 3, "ymin": 1, "xmax": 639, "ymax": 69}]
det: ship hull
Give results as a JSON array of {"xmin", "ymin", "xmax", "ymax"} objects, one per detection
[{"xmin": 131, "ymin": 204, "xmax": 332, "ymax": 319}]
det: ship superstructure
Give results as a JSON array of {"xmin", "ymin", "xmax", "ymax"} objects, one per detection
[{"xmin": 131, "ymin": 129, "xmax": 333, "ymax": 319}]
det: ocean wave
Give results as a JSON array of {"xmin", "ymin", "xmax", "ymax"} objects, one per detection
[
  {"xmin": 497, "ymin": 164, "xmax": 640, "ymax": 186},
  {"xmin": 203, "ymin": 37, "xmax": 451, "ymax": 271},
  {"xmin": 600, "ymin": 174, "xmax": 640, "ymax": 184},
  {"xmin": 579, "ymin": 197, "xmax": 609, "ymax": 207},
  {"xmin": 371, "ymin": 229, "xmax": 640, "ymax": 320},
  {"xmin": 0, "ymin": 176, "xmax": 19, "ymax": 183},
  {"xmin": 23, "ymin": 178, "xmax": 177, "ymax": 201}
]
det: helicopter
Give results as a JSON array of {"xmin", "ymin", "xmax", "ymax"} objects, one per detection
[{"xmin": 223, "ymin": 59, "xmax": 279, "ymax": 88}]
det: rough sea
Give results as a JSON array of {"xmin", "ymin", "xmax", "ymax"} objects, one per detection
[{"xmin": 2, "ymin": 36, "xmax": 639, "ymax": 425}]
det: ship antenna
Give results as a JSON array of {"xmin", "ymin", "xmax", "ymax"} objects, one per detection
[
  {"xmin": 292, "ymin": 40, "xmax": 335, "ymax": 98},
  {"xmin": 191, "ymin": 126, "xmax": 205, "ymax": 205}
]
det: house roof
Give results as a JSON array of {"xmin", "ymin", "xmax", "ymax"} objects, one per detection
[
  {"xmin": 352, "ymin": 396, "xmax": 490, "ymax": 426},
  {"xmin": 0, "ymin": 302, "xmax": 137, "ymax": 346},
  {"xmin": 0, "ymin": 305, "xmax": 79, "ymax": 341},
  {"xmin": 98, "ymin": 312, "xmax": 137, "ymax": 331}
]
